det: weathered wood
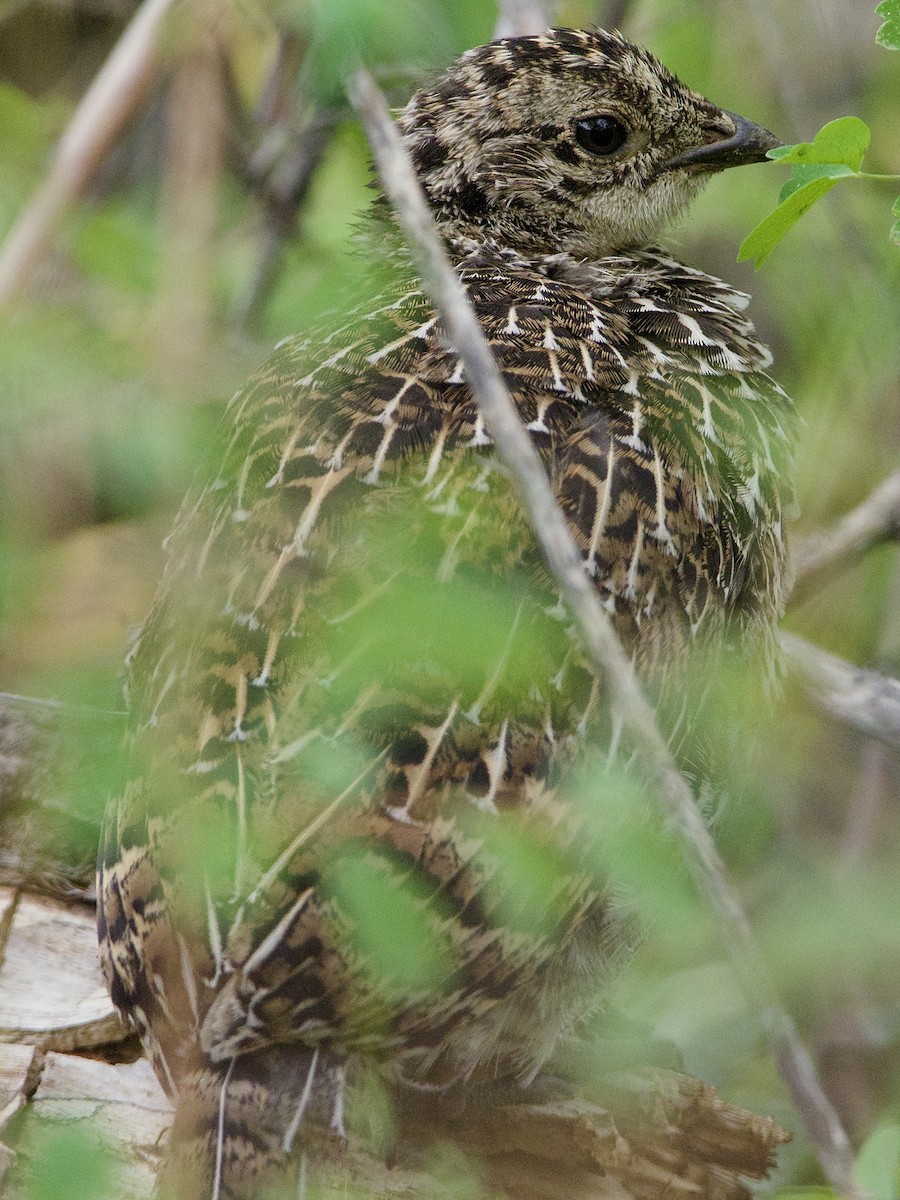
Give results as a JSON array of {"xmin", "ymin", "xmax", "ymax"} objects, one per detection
[
  {"xmin": 396, "ymin": 1072, "xmax": 790, "ymax": 1200},
  {"xmin": 0, "ymin": 1042, "xmax": 42, "ymax": 1128},
  {"xmin": 0, "ymin": 1043, "xmax": 43, "ymax": 1189},
  {"xmin": 1, "ymin": 1050, "xmax": 171, "ymax": 1200},
  {"xmin": 0, "ymin": 889, "xmax": 126, "ymax": 1051},
  {"xmin": 34, "ymin": 1050, "xmax": 172, "ymax": 1200},
  {"xmin": 0, "ymin": 888, "xmax": 790, "ymax": 1199}
]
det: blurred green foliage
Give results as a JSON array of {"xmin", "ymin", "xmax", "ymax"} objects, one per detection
[
  {"xmin": 854, "ymin": 1123, "xmax": 900, "ymax": 1200},
  {"xmin": 20, "ymin": 1120, "xmax": 116, "ymax": 1200},
  {"xmin": 0, "ymin": 0, "xmax": 897, "ymax": 1196},
  {"xmin": 324, "ymin": 846, "xmax": 458, "ymax": 1002}
]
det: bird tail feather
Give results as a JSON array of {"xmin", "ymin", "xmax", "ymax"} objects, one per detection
[{"xmin": 157, "ymin": 1048, "xmax": 343, "ymax": 1200}]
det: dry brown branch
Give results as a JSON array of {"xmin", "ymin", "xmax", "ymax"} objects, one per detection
[
  {"xmin": 494, "ymin": 0, "xmax": 554, "ymax": 38},
  {"xmin": 0, "ymin": 0, "xmax": 178, "ymax": 313},
  {"xmin": 789, "ymin": 470, "xmax": 900, "ymax": 605},
  {"xmin": 154, "ymin": 1, "xmax": 227, "ymax": 387},
  {"xmin": 781, "ymin": 633, "xmax": 900, "ymax": 750},
  {"xmin": 347, "ymin": 66, "xmax": 862, "ymax": 1200}
]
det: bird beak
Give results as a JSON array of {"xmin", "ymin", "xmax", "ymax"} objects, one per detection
[{"xmin": 664, "ymin": 111, "xmax": 782, "ymax": 172}]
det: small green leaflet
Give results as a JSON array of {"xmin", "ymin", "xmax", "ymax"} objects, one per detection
[
  {"xmin": 876, "ymin": 0, "xmax": 900, "ymax": 49},
  {"xmin": 24, "ymin": 1123, "xmax": 116, "ymax": 1200},
  {"xmin": 738, "ymin": 176, "xmax": 840, "ymax": 267},
  {"xmin": 738, "ymin": 117, "xmax": 880, "ymax": 266},
  {"xmin": 854, "ymin": 1124, "xmax": 900, "ymax": 1200},
  {"xmin": 768, "ymin": 116, "xmax": 871, "ymax": 171},
  {"xmin": 779, "ymin": 162, "xmax": 857, "ymax": 203}
]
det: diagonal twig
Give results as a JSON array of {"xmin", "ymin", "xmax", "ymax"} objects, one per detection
[
  {"xmin": 0, "ymin": 0, "xmax": 178, "ymax": 313},
  {"xmin": 789, "ymin": 471, "xmax": 900, "ymax": 606},
  {"xmin": 346, "ymin": 65, "xmax": 863, "ymax": 1200}
]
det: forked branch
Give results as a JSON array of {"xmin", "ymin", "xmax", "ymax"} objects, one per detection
[{"xmin": 0, "ymin": 0, "xmax": 177, "ymax": 312}]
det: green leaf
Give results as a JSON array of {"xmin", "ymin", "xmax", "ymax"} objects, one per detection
[
  {"xmin": 891, "ymin": 194, "xmax": 900, "ymax": 245},
  {"xmin": 854, "ymin": 1124, "xmax": 900, "ymax": 1200},
  {"xmin": 325, "ymin": 849, "xmax": 456, "ymax": 1000},
  {"xmin": 24, "ymin": 1122, "xmax": 116, "ymax": 1200},
  {"xmin": 876, "ymin": 0, "xmax": 900, "ymax": 48},
  {"xmin": 779, "ymin": 162, "xmax": 857, "ymax": 203},
  {"xmin": 469, "ymin": 816, "xmax": 573, "ymax": 938},
  {"xmin": 772, "ymin": 1190, "xmax": 836, "ymax": 1200},
  {"xmin": 738, "ymin": 176, "xmax": 840, "ymax": 266},
  {"xmin": 769, "ymin": 116, "xmax": 871, "ymax": 171}
]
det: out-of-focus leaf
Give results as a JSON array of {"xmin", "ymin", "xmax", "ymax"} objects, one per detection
[
  {"xmin": 0, "ymin": 83, "xmax": 64, "ymax": 219},
  {"xmin": 470, "ymin": 815, "xmax": 573, "ymax": 938},
  {"xmin": 855, "ymin": 1124, "xmax": 900, "ymax": 1200},
  {"xmin": 325, "ymin": 848, "xmax": 456, "ymax": 1000},
  {"xmin": 772, "ymin": 1190, "xmax": 836, "ymax": 1200},
  {"xmin": 738, "ymin": 176, "xmax": 840, "ymax": 266},
  {"xmin": 23, "ymin": 1121, "xmax": 116, "ymax": 1200},
  {"xmin": 768, "ymin": 117, "xmax": 871, "ymax": 171},
  {"xmin": 569, "ymin": 758, "xmax": 704, "ymax": 948},
  {"xmin": 286, "ymin": 0, "xmax": 456, "ymax": 101},
  {"xmin": 71, "ymin": 199, "xmax": 160, "ymax": 295},
  {"xmin": 760, "ymin": 868, "xmax": 900, "ymax": 993},
  {"xmin": 876, "ymin": 0, "xmax": 900, "ymax": 48},
  {"xmin": 891, "ymin": 194, "xmax": 900, "ymax": 244},
  {"xmin": 318, "ymin": 501, "xmax": 565, "ymax": 721}
]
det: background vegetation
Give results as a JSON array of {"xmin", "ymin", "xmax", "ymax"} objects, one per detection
[{"xmin": 0, "ymin": 0, "xmax": 897, "ymax": 1196}]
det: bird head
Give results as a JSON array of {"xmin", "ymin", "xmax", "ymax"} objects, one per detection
[{"xmin": 398, "ymin": 28, "xmax": 780, "ymax": 258}]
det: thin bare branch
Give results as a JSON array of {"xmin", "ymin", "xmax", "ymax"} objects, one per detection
[
  {"xmin": 0, "ymin": 0, "xmax": 177, "ymax": 313},
  {"xmin": 346, "ymin": 66, "xmax": 862, "ymax": 1200},
  {"xmin": 154, "ymin": 3, "xmax": 227, "ymax": 388},
  {"xmin": 781, "ymin": 633, "xmax": 900, "ymax": 750},
  {"xmin": 494, "ymin": 0, "xmax": 553, "ymax": 38},
  {"xmin": 789, "ymin": 471, "xmax": 900, "ymax": 605}
]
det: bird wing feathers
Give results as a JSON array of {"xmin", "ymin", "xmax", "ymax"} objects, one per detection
[{"xmin": 99, "ymin": 245, "xmax": 790, "ymax": 1093}]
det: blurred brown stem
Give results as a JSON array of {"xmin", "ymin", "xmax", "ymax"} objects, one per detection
[
  {"xmin": 0, "ymin": 0, "xmax": 177, "ymax": 314},
  {"xmin": 154, "ymin": 4, "xmax": 227, "ymax": 390},
  {"xmin": 789, "ymin": 471, "xmax": 900, "ymax": 606},
  {"xmin": 494, "ymin": 0, "xmax": 554, "ymax": 37},
  {"xmin": 601, "ymin": 0, "xmax": 634, "ymax": 30},
  {"xmin": 347, "ymin": 65, "xmax": 863, "ymax": 1200}
]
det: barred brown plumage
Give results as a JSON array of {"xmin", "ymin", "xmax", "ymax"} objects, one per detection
[{"xmin": 97, "ymin": 27, "xmax": 794, "ymax": 1199}]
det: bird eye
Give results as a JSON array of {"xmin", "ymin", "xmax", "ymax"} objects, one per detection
[{"xmin": 574, "ymin": 115, "xmax": 628, "ymax": 156}]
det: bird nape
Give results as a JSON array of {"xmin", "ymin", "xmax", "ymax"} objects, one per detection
[{"xmin": 97, "ymin": 26, "xmax": 793, "ymax": 1200}]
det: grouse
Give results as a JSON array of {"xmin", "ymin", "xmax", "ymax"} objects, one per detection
[{"xmin": 98, "ymin": 27, "xmax": 793, "ymax": 1199}]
